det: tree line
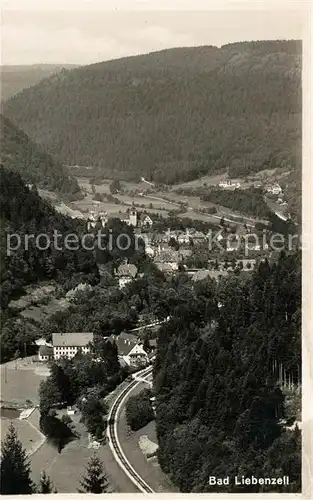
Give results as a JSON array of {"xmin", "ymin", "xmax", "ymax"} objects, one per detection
[{"xmin": 153, "ymin": 251, "xmax": 301, "ymax": 492}]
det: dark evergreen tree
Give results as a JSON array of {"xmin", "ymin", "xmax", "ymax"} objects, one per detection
[
  {"xmin": 0, "ymin": 422, "xmax": 34, "ymax": 495},
  {"xmin": 78, "ymin": 454, "xmax": 108, "ymax": 493},
  {"xmin": 39, "ymin": 471, "xmax": 53, "ymax": 494},
  {"xmin": 143, "ymin": 334, "xmax": 151, "ymax": 354}
]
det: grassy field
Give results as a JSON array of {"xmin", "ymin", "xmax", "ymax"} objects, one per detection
[
  {"xmin": 70, "ymin": 190, "xmax": 172, "ymax": 218},
  {"xmin": 117, "ymin": 193, "xmax": 175, "ymax": 211},
  {"xmin": 71, "ymin": 197, "xmax": 127, "ymax": 214},
  {"xmin": 0, "ymin": 357, "xmax": 49, "ymax": 406},
  {"xmin": 46, "ymin": 172, "xmax": 280, "ymax": 226}
]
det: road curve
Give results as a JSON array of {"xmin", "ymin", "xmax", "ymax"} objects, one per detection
[{"xmin": 106, "ymin": 366, "xmax": 155, "ymax": 493}]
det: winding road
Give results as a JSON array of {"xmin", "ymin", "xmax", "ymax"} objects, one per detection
[{"xmin": 106, "ymin": 366, "xmax": 155, "ymax": 493}]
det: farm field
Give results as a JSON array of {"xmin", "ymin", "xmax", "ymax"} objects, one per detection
[
  {"xmin": 70, "ymin": 196, "xmax": 127, "ymax": 214},
  {"xmin": 40, "ymin": 173, "xmax": 277, "ymax": 226},
  {"xmin": 70, "ymin": 191, "xmax": 172, "ymax": 217},
  {"xmin": 117, "ymin": 193, "xmax": 175, "ymax": 211}
]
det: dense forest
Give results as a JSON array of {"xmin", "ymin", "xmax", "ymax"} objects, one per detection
[
  {"xmin": 200, "ymin": 186, "xmax": 270, "ymax": 219},
  {"xmin": 0, "ymin": 115, "xmax": 81, "ymax": 197},
  {"xmin": 0, "ymin": 64, "xmax": 79, "ymax": 102},
  {"xmin": 0, "ymin": 166, "xmax": 97, "ymax": 310},
  {"xmin": 154, "ymin": 252, "xmax": 301, "ymax": 492},
  {"xmin": 2, "ymin": 41, "xmax": 301, "ymax": 185}
]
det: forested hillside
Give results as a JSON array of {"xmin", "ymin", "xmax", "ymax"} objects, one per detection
[
  {"xmin": 283, "ymin": 170, "xmax": 302, "ymax": 223},
  {"xmin": 0, "ymin": 166, "xmax": 97, "ymax": 312},
  {"xmin": 154, "ymin": 253, "xmax": 301, "ymax": 492},
  {"xmin": 1, "ymin": 64, "xmax": 78, "ymax": 101},
  {"xmin": 2, "ymin": 41, "xmax": 301, "ymax": 184},
  {"xmin": 0, "ymin": 114, "xmax": 81, "ymax": 196}
]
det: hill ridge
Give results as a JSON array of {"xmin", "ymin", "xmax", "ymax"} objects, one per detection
[{"xmin": 2, "ymin": 40, "xmax": 301, "ymax": 186}]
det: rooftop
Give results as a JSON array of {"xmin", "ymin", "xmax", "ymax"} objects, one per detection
[
  {"xmin": 107, "ymin": 332, "xmax": 140, "ymax": 356},
  {"xmin": 52, "ymin": 332, "xmax": 94, "ymax": 347},
  {"xmin": 116, "ymin": 263, "xmax": 138, "ymax": 278}
]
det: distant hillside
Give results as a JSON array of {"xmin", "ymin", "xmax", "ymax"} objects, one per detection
[
  {"xmin": 2, "ymin": 41, "xmax": 301, "ymax": 185},
  {"xmin": 0, "ymin": 114, "xmax": 81, "ymax": 197},
  {"xmin": 0, "ymin": 64, "xmax": 79, "ymax": 101}
]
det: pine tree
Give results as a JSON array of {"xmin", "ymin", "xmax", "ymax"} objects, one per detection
[
  {"xmin": 39, "ymin": 471, "xmax": 53, "ymax": 493},
  {"xmin": 78, "ymin": 454, "xmax": 108, "ymax": 493},
  {"xmin": 143, "ymin": 334, "xmax": 151, "ymax": 354},
  {"xmin": 0, "ymin": 422, "xmax": 34, "ymax": 494}
]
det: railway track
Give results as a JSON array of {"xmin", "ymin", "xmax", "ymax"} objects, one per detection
[{"xmin": 107, "ymin": 366, "xmax": 155, "ymax": 493}]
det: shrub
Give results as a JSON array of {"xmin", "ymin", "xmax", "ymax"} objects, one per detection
[{"xmin": 125, "ymin": 388, "xmax": 154, "ymax": 431}]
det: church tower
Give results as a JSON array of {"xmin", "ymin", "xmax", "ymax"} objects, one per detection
[{"xmin": 129, "ymin": 201, "xmax": 137, "ymax": 227}]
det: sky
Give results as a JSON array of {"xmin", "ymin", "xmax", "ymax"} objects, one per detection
[{"xmin": 0, "ymin": 1, "xmax": 308, "ymax": 66}]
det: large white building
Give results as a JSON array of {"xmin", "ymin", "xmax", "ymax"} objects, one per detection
[{"xmin": 52, "ymin": 332, "xmax": 94, "ymax": 360}]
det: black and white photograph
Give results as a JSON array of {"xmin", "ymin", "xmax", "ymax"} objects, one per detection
[{"xmin": 0, "ymin": 1, "xmax": 309, "ymax": 496}]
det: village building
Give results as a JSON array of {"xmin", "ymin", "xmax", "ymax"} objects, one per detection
[
  {"xmin": 177, "ymin": 231, "xmax": 190, "ymax": 244},
  {"xmin": 154, "ymin": 250, "xmax": 180, "ymax": 271},
  {"xmin": 115, "ymin": 263, "xmax": 138, "ymax": 288},
  {"xmin": 35, "ymin": 337, "xmax": 53, "ymax": 347},
  {"xmin": 265, "ymin": 183, "xmax": 282, "ymax": 195},
  {"xmin": 218, "ymin": 180, "xmax": 241, "ymax": 189},
  {"xmin": 237, "ymin": 259, "xmax": 257, "ymax": 271},
  {"xmin": 187, "ymin": 229, "xmax": 207, "ymax": 244},
  {"xmin": 138, "ymin": 213, "xmax": 153, "ymax": 228},
  {"xmin": 145, "ymin": 245, "xmax": 155, "ymax": 258},
  {"xmin": 107, "ymin": 332, "xmax": 149, "ymax": 367},
  {"xmin": 128, "ymin": 203, "xmax": 137, "ymax": 227},
  {"xmin": 105, "ymin": 204, "xmax": 153, "ymax": 230},
  {"xmin": 52, "ymin": 332, "xmax": 94, "ymax": 360},
  {"xmin": 149, "ymin": 232, "xmax": 170, "ymax": 245},
  {"xmin": 87, "ymin": 209, "xmax": 107, "ymax": 231},
  {"xmin": 38, "ymin": 345, "xmax": 54, "ymax": 362}
]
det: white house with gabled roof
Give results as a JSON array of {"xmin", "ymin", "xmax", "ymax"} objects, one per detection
[{"xmin": 52, "ymin": 332, "xmax": 94, "ymax": 360}]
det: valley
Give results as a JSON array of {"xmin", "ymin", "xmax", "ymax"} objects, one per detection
[
  {"xmin": 49, "ymin": 169, "xmax": 291, "ymax": 229},
  {"xmin": 0, "ymin": 35, "xmax": 302, "ymax": 496}
]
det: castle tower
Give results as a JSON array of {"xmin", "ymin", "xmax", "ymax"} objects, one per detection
[{"xmin": 129, "ymin": 201, "xmax": 137, "ymax": 227}]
